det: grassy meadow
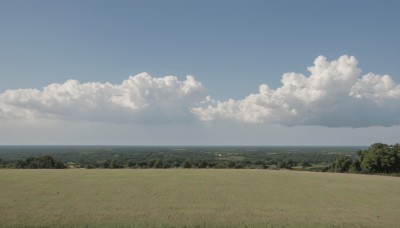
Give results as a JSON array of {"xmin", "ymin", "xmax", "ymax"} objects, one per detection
[{"xmin": 1, "ymin": 169, "xmax": 400, "ymax": 227}]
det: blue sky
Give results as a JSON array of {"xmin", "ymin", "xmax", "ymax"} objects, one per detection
[{"xmin": 0, "ymin": 0, "xmax": 399, "ymax": 145}]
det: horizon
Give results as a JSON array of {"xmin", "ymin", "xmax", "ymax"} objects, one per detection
[{"xmin": 0, "ymin": 144, "xmax": 369, "ymax": 148}]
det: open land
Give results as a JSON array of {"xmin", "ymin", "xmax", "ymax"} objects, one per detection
[{"xmin": 1, "ymin": 169, "xmax": 400, "ymax": 227}]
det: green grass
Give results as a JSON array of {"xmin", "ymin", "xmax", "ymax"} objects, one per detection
[{"xmin": 1, "ymin": 169, "xmax": 400, "ymax": 227}]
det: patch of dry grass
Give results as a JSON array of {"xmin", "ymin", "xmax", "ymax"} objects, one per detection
[{"xmin": 1, "ymin": 169, "xmax": 400, "ymax": 227}]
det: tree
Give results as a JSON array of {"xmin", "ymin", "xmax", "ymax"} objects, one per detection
[
  {"xmin": 198, "ymin": 160, "xmax": 208, "ymax": 168},
  {"xmin": 154, "ymin": 159, "xmax": 163, "ymax": 168},
  {"xmin": 357, "ymin": 143, "xmax": 400, "ymax": 173},
  {"xmin": 278, "ymin": 160, "xmax": 293, "ymax": 169},
  {"xmin": 360, "ymin": 153, "xmax": 379, "ymax": 173},
  {"xmin": 181, "ymin": 160, "xmax": 191, "ymax": 168},
  {"xmin": 348, "ymin": 160, "xmax": 361, "ymax": 173},
  {"xmin": 103, "ymin": 161, "xmax": 110, "ymax": 168},
  {"xmin": 332, "ymin": 155, "xmax": 352, "ymax": 173},
  {"xmin": 125, "ymin": 161, "xmax": 135, "ymax": 168},
  {"xmin": 227, "ymin": 161, "xmax": 235, "ymax": 168},
  {"xmin": 110, "ymin": 159, "xmax": 121, "ymax": 168},
  {"xmin": 0, "ymin": 158, "xmax": 6, "ymax": 168}
]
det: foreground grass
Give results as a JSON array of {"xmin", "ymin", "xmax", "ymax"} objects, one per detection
[{"xmin": 1, "ymin": 169, "xmax": 400, "ymax": 227}]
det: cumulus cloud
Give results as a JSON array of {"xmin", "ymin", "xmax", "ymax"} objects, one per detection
[
  {"xmin": 1, "ymin": 55, "xmax": 399, "ymax": 127},
  {"xmin": 192, "ymin": 55, "xmax": 400, "ymax": 127},
  {"xmin": 0, "ymin": 73, "xmax": 208, "ymax": 123}
]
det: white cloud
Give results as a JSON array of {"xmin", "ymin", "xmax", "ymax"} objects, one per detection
[
  {"xmin": 1, "ymin": 55, "xmax": 399, "ymax": 127},
  {"xmin": 192, "ymin": 55, "xmax": 400, "ymax": 127},
  {"xmin": 0, "ymin": 73, "xmax": 208, "ymax": 123}
]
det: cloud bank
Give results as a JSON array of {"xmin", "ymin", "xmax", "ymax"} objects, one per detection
[
  {"xmin": 1, "ymin": 55, "xmax": 399, "ymax": 127},
  {"xmin": 0, "ymin": 73, "xmax": 207, "ymax": 123},
  {"xmin": 193, "ymin": 55, "xmax": 400, "ymax": 127}
]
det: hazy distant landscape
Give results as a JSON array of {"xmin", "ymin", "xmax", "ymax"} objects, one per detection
[
  {"xmin": 0, "ymin": 145, "xmax": 363, "ymax": 170},
  {"xmin": 2, "ymin": 144, "xmax": 399, "ymax": 175}
]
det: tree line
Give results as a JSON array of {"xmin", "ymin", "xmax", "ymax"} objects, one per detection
[
  {"xmin": 14, "ymin": 155, "xmax": 66, "ymax": 169},
  {"xmin": 2, "ymin": 144, "xmax": 400, "ymax": 174},
  {"xmin": 331, "ymin": 143, "xmax": 400, "ymax": 174}
]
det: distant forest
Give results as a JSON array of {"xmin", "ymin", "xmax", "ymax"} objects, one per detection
[{"xmin": 0, "ymin": 144, "xmax": 399, "ymax": 174}]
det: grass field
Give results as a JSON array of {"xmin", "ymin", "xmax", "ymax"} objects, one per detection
[{"xmin": 1, "ymin": 169, "xmax": 400, "ymax": 227}]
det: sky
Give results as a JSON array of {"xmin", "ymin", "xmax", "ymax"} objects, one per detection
[{"xmin": 0, "ymin": 0, "xmax": 399, "ymax": 146}]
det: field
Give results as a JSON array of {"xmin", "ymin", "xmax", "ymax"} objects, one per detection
[{"xmin": 1, "ymin": 169, "xmax": 400, "ymax": 227}]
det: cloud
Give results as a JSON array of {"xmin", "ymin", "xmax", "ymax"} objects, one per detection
[
  {"xmin": 192, "ymin": 55, "xmax": 400, "ymax": 127},
  {"xmin": 0, "ymin": 73, "xmax": 208, "ymax": 123},
  {"xmin": 1, "ymin": 55, "xmax": 399, "ymax": 127}
]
